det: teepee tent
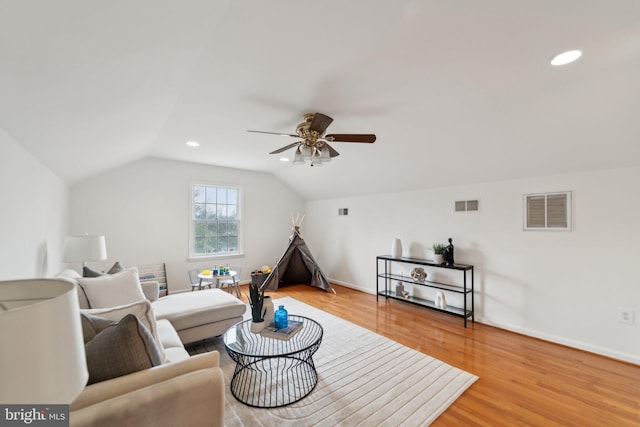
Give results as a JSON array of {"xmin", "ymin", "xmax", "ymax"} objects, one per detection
[{"xmin": 260, "ymin": 225, "xmax": 334, "ymax": 293}]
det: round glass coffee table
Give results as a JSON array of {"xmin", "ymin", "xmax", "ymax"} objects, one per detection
[{"xmin": 223, "ymin": 315, "xmax": 323, "ymax": 408}]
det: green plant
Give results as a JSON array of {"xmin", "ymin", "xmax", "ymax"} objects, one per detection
[
  {"xmin": 432, "ymin": 243, "xmax": 445, "ymax": 255},
  {"xmin": 247, "ymin": 282, "xmax": 266, "ymax": 322}
]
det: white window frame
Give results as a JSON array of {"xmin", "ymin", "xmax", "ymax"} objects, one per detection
[
  {"xmin": 523, "ymin": 191, "xmax": 572, "ymax": 231},
  {"xmin": 188, "ymin": 183, "xmax": 244, "ymax": 260}
]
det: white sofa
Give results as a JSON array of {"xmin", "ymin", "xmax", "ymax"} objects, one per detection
[{"xmin": 56, "ymin": 269, "xmax": 247, "ymax": 427}]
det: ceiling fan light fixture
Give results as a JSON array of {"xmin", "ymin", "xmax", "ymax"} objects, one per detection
[
  {"xmin": 310, "ymin": 150, "xmax": 322, "ymax": 167},
  {"xmin": 292, "ymin": 147, "xmax": 305, "ymax": 165},
  {"xmin": 301, "ymin": 145, "xmax": 312, "ymax": 160},
  {"xmin": 320, "ymin": 148, "xmax": 331, "ymax": 162}
]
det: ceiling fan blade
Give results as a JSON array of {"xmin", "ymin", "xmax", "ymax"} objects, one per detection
[
  {"xmin": 325, "ymin": 133, "xmax": 376, "ymax": 143},
  {"xmin": 269, "ymin": 142, "xmax": 300, "ymax": 154},
  {"xmin": 323, "ymin": 142, "xmax": 340, "ymax": 158},
  {"xmin": 247, "ymin": 130, "xmax": 298, "ymax": 138},
  {"xmin": 308, "ymin": 113, "xmax": 334, "ymax": 134}
]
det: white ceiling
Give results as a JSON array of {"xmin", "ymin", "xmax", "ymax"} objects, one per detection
[{"xmin": 2, "ymin": 1, "xmax": 639, "ymax": 200}]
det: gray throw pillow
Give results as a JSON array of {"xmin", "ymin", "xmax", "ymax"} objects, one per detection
[
  {"xmin": 84, "ymin": 313, "xmax": 163, "ymax": 385},
  {"xmin": 82, "ymin": 261, "xmax": 126, "ymax": 277},
  {"xmin": 106, "ymin": 261, "xmax": 126, "ymax": 274},
  {"xmin": 80, "ymin": 312, "xmax": 115, "ymax": 343}
]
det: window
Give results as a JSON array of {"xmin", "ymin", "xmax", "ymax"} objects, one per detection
[
  {"xmin": 190, "ymin": 184, "xmax": 241, "ymax": 257},
  {"xmin": 524, "ymin": 191, "xmax": 571, "ymax": 231}
]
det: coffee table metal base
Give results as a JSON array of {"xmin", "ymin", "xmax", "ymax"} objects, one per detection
[{"xmin": 230, "ymin": 354, "xmax": 318, "ymax": 408}]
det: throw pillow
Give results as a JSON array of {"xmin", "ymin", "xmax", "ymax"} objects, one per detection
[
  {"xmin": 80, "ymin": 312, "xmax": 115, "ymax": 343},
  {"xmin": 106, "ymin": 261, "xmax": 126, "ymax": 274},
  {"xmin": 83, "ymin": 261, "xmax": 126, "ymax": 277},
  {"xmin": 84, "ymin": 313, "xmax": 163, "ymax": 385},
  {"xmin": 81, "ymin": 300, "xmax": 167, "ymax": 362},
  {"xmin": 78, "ymin": 268, "xmax": 145, "ymax": 308}
]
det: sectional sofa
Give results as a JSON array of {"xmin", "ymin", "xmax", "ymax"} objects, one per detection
[{"xmin": 56, "ymin": 268, "xmax": 247, "ymax": 427}]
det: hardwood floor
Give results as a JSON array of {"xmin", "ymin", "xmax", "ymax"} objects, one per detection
[{"xmin": 235, "ymin": 283, "xmax": 639, "ymax": 426}]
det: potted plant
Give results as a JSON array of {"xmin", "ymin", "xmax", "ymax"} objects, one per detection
[
  {"xmin": 432, "ymin": 243, "xmax": 445, "ymax": 264},
  {"xmin": 247, "ymin": 282, "xmax": 266, "ymax": 332}
]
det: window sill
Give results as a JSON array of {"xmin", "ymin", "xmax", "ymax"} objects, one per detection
[{"xmin": 187, "ymin": 253, "xmax": 245, "ymax": 262}]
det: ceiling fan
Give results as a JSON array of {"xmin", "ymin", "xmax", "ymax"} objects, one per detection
[{"xmin": 247, "ymin": 112, "xmax": 376, "ymax": 166}]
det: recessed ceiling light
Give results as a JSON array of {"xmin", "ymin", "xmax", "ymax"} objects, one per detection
[
  {"xmin": 185, "ymin": 141, "xmax": 200, "ymax": 147},
  {"xmin": 279, "ymin": 157, "xmax": 289, "ymax": 162},
  {"xmin": 550, "ymin": 50, "xmax": 582, "ymax": 66}
]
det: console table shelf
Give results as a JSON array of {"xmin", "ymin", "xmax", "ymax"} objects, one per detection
[{"xmin": 376, "ymin": 255, "xmax": 474, "ymax": 327}]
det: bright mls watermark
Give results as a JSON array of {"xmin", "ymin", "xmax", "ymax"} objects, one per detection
[{"xmin": 1, "ymin": 405, "xmax": 68, "ymax": 426}]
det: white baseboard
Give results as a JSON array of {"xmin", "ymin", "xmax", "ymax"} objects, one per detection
[
  {"xmin": 477, "ymin": 317, "xmax": 640, "ymax": 365},
  {"xmin": 328, "ymin": 277, "xmax": 640, "ymax": 366}
]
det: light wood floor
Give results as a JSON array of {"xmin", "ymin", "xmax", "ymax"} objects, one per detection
[{"xmin": 231, "ymin": 283, "xmax": 639, "ymax": 426}]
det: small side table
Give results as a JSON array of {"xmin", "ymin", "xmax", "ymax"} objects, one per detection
[{"xmin": 223, "ymin": 315, "xmax": 323, "ymax": 408}]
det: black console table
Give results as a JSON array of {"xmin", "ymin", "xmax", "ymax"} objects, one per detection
[{"xmin": 376, "ymin": 255, "xmax": 474, "ymax": 327}]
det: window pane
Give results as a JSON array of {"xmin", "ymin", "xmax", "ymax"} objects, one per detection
[
  {"xmin": 227, "ymin": 189, "xmax": 238, "ymax": 204},
  {"xmin": 206, "ymin": 237, "xmax": 217, "ymax": 253},
  {"xmin": 217, "ymin": 237, "xmax": 228, "ymax": 252},
  {"xmin": 217, "ymin": 205, "xmax": 227, "ymax": 219},
  {"xmin": 228, "ymin": 236, "xmax": 238, "ymax": 251},
  {"xmin": 217, "ymin": 188, "xmax": 227, "ymax": 204},
  {"xmin": 206, "ymin": 205, "xmax": 217, "ymax": 220},
  {"xmin": 206, "ymin": 221, "xmax": 217, "ymax": 237},
  {"xmin": 227, "ymin": 204, "xmax": 238, "ymax": 220},
  {"xmin": 227, "ymin": 221, "xmax": 238, "ymax": 237},
  {"xmin": 218, "ymin": 221, "xmax": 228, "ymax": 236},
  {"xmin": 206, "ymin": 187, "xmax": 216, "ymax": 203},
  {"xmin": 194, "ymin": 186, "xmax": 205, "ymax": 203},
  {"xmin": 195, "ymin": 237, "xmax": 206, "ymax": 254},
  {"xmin": 194, "ymin": 204, "xmax": 206, "ymax": 220},
  {"xmin": 194, "ymin": 221, "xmax": 206, "ymax": 237}
]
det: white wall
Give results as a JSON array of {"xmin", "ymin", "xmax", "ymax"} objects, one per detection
[
  {"xmin": 305, "ymin": 166, "xmax": 640, "ymax": 364},
  {"xmin": 69, "ymin": 157, "xmax": 305, "ymax": 292},
  {"xmin": 0, "ymin": 128, "xmax": 69, "ymax": 279}
]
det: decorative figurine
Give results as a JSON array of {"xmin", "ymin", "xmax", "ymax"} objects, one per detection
[
  {"xmin": 410, "ymin": 267, "xmax": 427, "ymax": 282},
  {"xmin": 443, "ymin": 238, "xmax": 455, "ymax": 266},
  {"xmin": 395, "ymin": 281, "xmax": 404, "ymax": 297}
]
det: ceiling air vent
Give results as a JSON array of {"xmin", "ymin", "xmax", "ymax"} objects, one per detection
[{"xmin": 455, "ymin": 200, "xmax": 479, "ymax": 212}]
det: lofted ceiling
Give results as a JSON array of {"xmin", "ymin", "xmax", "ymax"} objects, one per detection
[{"xmin": 1, "ymin": 1, "xmax": 639, "ymax": 200}]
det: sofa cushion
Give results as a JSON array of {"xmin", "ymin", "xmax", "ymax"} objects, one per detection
[
  {"xmin": 84, "ymin": 313, "xmax": 163, "ymax": 385},
  {"xmin": 78, "ymin": 268, "xmax": 145, "ymax": 308},
  {"xmin": 151, "ymin": 289, "xmax": 247, "ymax": 332},
  {"xmin": 82, "ymin": 300, "xmax": 167, "ymax": 362}
]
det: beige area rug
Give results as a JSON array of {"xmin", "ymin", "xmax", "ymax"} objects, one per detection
[{"xmin": 186, "ymin": 297, "xmax": 478, "ymax": 426}]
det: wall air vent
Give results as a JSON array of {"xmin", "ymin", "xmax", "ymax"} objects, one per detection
[
  {"xmin": 338, "ymin": 208, "xmax": 349, "ymax": 216},
  {"xmin": 524, "ymin": 191, "xmax": 571, "ymax": 231},
  {"xmin": 455, "ymin": 200, "xmax": 479, "ymax": 212}
]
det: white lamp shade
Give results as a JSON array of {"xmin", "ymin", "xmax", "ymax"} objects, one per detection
[
  {"xmin": 63, "ymin": 235, "xmax": 107, "ymax": 263},
  {"xmin": 0, "ymin": 279, "xmax": 88, "ymax": 404}
]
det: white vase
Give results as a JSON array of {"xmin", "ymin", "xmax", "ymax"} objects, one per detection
[
  {"xmin": 263, "ymin": 296, "xmax": 274, "ymax": 326},
  {"xmin": 250, "ymin": 320, "xmax": 265, "ymax": 333},
  {"xmin": 391, "ymin": 238, "xmax": 403, "ymax": 258},
  {"xmin": 433, "ymin": 254, "xmax": 444, "ymax": 264}
]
